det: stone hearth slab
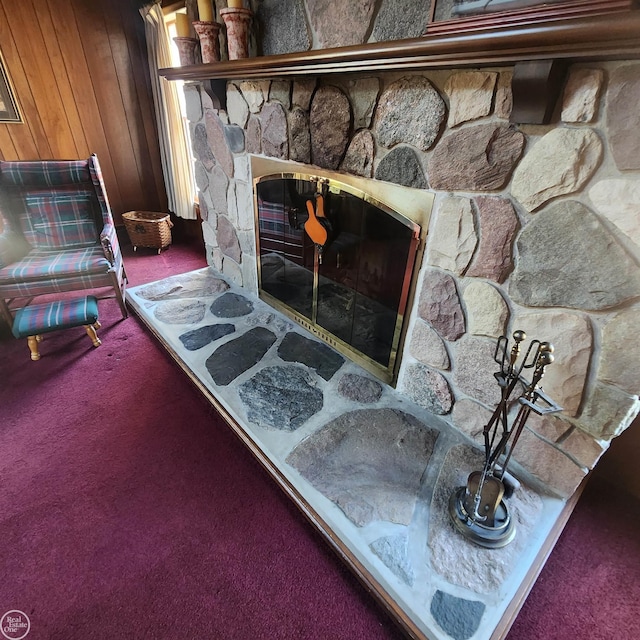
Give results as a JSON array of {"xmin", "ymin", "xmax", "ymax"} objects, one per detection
[{"xmin": 127, "ymin": 267, "xmax": 569, "ymax": 640}]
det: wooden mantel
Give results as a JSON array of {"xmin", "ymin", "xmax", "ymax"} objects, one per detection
[{"xmin": 159, "ymin": 11, "xmax": 640, "ymax": 83}]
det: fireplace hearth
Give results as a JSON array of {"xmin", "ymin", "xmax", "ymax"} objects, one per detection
[{"xmin": 126, "ymin": 268, "xmax": 568, "ymax": 640}]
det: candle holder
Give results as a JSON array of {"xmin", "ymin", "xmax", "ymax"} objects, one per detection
[
  {"xmin": 173, "ymin": 37, "xmax": 198, "ymax": 66},
  {"xmin": 220, "ymin": 7, "xmax": 252, "ymax": 60},
  {"xmin": 193, "ymin": 21, "xmax": 222, "ymax": 64},
  {"xmin": 449, "ymin": 330, "xmax": 562, "ymax": 548}
]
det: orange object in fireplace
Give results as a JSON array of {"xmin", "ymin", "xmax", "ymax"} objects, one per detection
[{"xmin": 304, "ymin": 195, "xmax": 329, "ymax": 247}]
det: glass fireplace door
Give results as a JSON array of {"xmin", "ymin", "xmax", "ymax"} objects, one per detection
[{"xmin": 255, "ymin": 174, "xmax": 420, "ymax": 384}]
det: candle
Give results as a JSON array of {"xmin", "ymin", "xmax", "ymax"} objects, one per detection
[
  {"xmin": 228, "ymin": 0, "xmax": 243, "ymax": 8},
  {"xmin": 175, "ymin": 13, "xmax": 190, "ymax": 37},
  {"xmin": 197, "ymin": 0, "xmax": 214, "ymax": 22}
]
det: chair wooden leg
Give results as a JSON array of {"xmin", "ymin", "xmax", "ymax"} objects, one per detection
[
  {"xmin": 27, "ymin": 335, "xmax": 41, "ymax": 360},
  {"xmin": 84, "ymin": 324, "xmax": 101, "ymax": 347}
]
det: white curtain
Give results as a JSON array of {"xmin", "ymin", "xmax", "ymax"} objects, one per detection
[{"xmin": 140, "ymin": 2, "xmax": 196, "ymax": 220}]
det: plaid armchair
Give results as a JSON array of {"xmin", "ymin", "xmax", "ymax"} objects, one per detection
[{"xmin": 0, "ymin": 154, "xmax": 127, "ymax": 325}]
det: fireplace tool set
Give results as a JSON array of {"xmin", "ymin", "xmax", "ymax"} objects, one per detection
[{"xmin": 449, "ymin": 330, "xmax": 562, "ymax": 548}]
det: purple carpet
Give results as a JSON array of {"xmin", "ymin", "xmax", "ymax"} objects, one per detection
[{"xmin": 1, "ymin": 239, "xmax": 638, "ymax": 640}]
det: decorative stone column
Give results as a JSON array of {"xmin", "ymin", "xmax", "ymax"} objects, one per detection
[
  {"xmin": 220, "ymin": 7, "xmax": 252, "ymax": 60},
  {"xmin": 193, "ymin": 21, "xmax": 222, "ymax": 64},
  {"xmin": 173, "ymin": 36, "xmax": 198, "ymax": 66}
]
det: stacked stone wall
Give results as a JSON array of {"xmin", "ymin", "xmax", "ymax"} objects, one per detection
[{"xmin": 182, "ymin": 1, "xmax": 640, "ymax": 497}]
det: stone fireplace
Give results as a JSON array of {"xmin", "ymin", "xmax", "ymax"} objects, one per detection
[
  {"xmin": 149, "ymin": 4, "xmax": 640, "ymax": 638},
  {"xmin": 185, "ymin": 53, "xmax": 640, "ymax": 500}
]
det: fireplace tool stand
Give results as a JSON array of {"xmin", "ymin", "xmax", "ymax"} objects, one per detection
[{"xmin": 449, "ymin": 330, "xmax": 562, "ymax": 548}]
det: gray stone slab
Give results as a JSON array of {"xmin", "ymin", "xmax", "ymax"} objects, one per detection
[
  {"xmin": 246, "ymin": 115, "xmax": 262, "ymax": 154},
  {"xmin": 217, "ymin": 215, "xmax": 242, "ymax": 263},
  {"xmin": 510, "ymin": 200, "xmax": 640, "ymax": 311},
  {"xmin": 431, "ymin": 590, "xmax": 485, "ymax": 640},
  {"xmin": 370, "ymin": 0, "xmax": 431, "ymax": 42},
  {"xmin": 375, "ymin": 146, "xmax": 427, "ymax": 189},
  {"xmin": 374, "ymin": 76, "xmax": 445, "ymax": 152},
  {"xmin": 269, "ymin": 80, "xmax": 291, "ymax": 108},
  {"xmin": 606, "ymin": 63, "xmax": 640, "ymax": 170},
  {"xmin": 408, "ymin": 319, "xmax": 450, "ymax": 370},
  {"xmin": 194, "ymin": 163, "xmax": 209, "ymax": 192},
  {"xmin": 261, "ymin": 102, "xmax": 289, "ymax": 159},
  {"xmin": 238, "ymin": 364, "xmax": 324, "ymax": 431},
  {"xmin": 210, "ymin": 292, "xmax": 254, "ymax": 318},
  {"xmin": 256, "ymin": 0, "xmax": 310, "ymax": 56},
  {"xmin": 198, "ymin": 191, "xmax": 209, "ymax": 221},
  {"xmin": 288, "ymin": 107, "xmax": 311, "ymax": 164},
  {"xmin": 292, "ymin": 78, "xmax": 316, "ymax": 110},
  {"xmin": 599, "ymin": 308, "xmax": 640, "ymax": 395},
  {"xmin": 206, "ymin": 327, "xmax": 277, "ymax": 386},
  {"xmin": 401, "ymin": 363, "xmax": 453, "ymax": 415},
  {"xmin": 310, "ymin": 86, "xmax": 351, "ymax": 170},
  {"xmin": 337, "ymin": 373, "xmax": 383, "ymax": 403},
  {"xmin": 278, "ymin": 332, "xmax": 345, "ymax": 380},
  {"xmin": 370, "ymin": 534, "xmax": 414, "ymax": 586},
  {"xmin": 340, "ymin": 129, "xmax": 374, "ymax": 177},
  {"xmin": 205, "ymin": 109, "xmax": 234, "ymax": 177},
  {"xmin": 154, "ymin": 300, "xmax": 207, "ymax": 325},
  {"xmin": 345, "ymin": 77, "xmax": 379, "ymax": 129},
  {"xmin": 307, "ymin": 0, "xmax": 376, "ymax": 48},
  {"xmin": 136, "ymin": 271, "xmax": 229, "ymax": 301},
  {"xmin": 223, "ymin": 125, "xmax": 245, "ymax": 153},
  {"xmin": 209, "ymin": 165, "xmax": 229, "ymax": 217},
  {"xmin": 192, "ymin": 122, "xmax": 215, "ymax": 171},
  {"xmin": 179, "ymin": 324, "xmax": 235, "ymax": 351},
  {"xmin": 452, "ymin": 336, "xmax": 502, "ymax": 408},
  {"xmin": 286, "ymin": 408, "xmax": 439, "ymax": 526}
]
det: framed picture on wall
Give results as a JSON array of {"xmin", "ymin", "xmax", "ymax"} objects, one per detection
[
  {"xmin": 0, "ymin": 50, "xmax": 22, "ymax": 124},
  {"xmin": 428, "ymin": 0, "xmax": 638, "ymax": 32}
]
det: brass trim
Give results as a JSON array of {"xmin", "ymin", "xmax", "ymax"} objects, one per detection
[
  {"xmin": 253, "ymin": 171, "xmax": 426, "ymax": 386},
  {"xmin": 259, "ymin": 289, "xmax": 396, "ymax": 385}
]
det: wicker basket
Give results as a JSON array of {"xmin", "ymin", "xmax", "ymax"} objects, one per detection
[{"xmin": 122, "ymin": 211, "xmax": 173, "ymax": 254}]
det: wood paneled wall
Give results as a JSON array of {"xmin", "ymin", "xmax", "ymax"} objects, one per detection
[{"xmin": 0, "ymin": 0, "xmax": 167, "ymax": 224}]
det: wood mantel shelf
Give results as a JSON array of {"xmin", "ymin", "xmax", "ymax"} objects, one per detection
[{"xmin": 159, "ymin": 11, "xmax": 640, "ymax": 82}]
